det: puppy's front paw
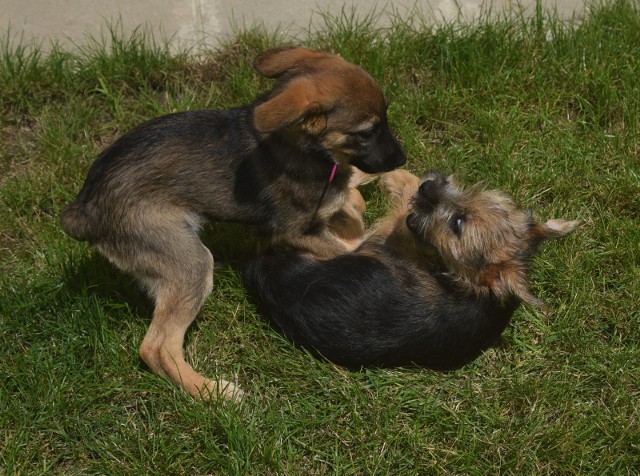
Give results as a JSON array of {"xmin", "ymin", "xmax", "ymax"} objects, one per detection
[
  {"xmin": 349, "ymin": 168, "xmax": 383, "ymax": 188},
  {"xmin": 380, "ymin": 170, "xmax": 421, "ymax": 202}
]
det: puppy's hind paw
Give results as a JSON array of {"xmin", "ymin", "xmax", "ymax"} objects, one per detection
[{"xmin": 198, "ymin": 379, "xmax": 245, "ymax": 402}]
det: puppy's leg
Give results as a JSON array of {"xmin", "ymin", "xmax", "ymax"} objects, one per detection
[
  {"xmin": 380, "ymin": 169, "xmax": 421, "ymax": 209},
  {"xmin": 327, "ymin": 167, "xmax": 380, "ymax": 251},
  {"xmin": 357, "ymin": 170, "xmax": 423, "ymax": 247},
  {"xmin": 347, "ymin": 187, "xmax": 366, "ymax": 216},
  {"xmin": 328, "ymin": 188, "xmax": 366, "ymax": 251},
  {"xmin": 140, "ymin": 243, "xmax": 240, "ymax": 401},
  {"xmin": 100, "ymin": 209, "xmax": 240, "ymax": 400}
]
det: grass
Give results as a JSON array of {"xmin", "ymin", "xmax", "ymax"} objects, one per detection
[{"xmin": 1, "ymin": 1, "xmax": 639, "ymax": 473}]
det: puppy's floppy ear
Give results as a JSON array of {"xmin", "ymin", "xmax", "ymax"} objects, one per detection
[
  {"xmin": 253, "ymin": 78, "xmax": 328, "ymax": 134},
  {"xmin": 254, "ymin": 47, "xmax": 332, "ymax": 78},
  {"xmin": 481, "ymin": 263, "xmax": 546, "ymax": 308}
]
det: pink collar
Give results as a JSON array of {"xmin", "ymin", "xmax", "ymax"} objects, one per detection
[
  {"xmin": 328, "ymin": 162, "xmax": 338, "ymax": 184},
  {"xmin": 309, "ymin": 162, "xmax": 339, "ymax": 227}
]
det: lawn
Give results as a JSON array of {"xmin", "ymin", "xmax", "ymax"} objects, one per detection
[{"xmin": 1, "ymin": 1, "xmax": 639, "ymax": 474}]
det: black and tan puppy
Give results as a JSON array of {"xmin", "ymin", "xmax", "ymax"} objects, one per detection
[
  {"xmin": 243, "ymin": 170, "xmax": 579, "ymax": 370},
  {"xmin": 60, "ymin": 47, "xmax": 406, "ymax": 399}
]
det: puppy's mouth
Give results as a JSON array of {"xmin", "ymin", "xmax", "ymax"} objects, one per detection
[
  {"xmin": 406, "ymin": 211, "xmax": 432, "ymax": 243},
  {"xmin": 351, "ymin": 151, "xmax": 406, "ymax": 174},
  {"xmin": 406, "ymin": 212, "xmax": 421, "ymax": 234},
  {"xmin": 406, "ymin": 211, "xmax": 442, "ymax": 263}
]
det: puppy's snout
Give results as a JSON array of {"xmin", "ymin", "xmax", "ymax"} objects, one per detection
[
  {"xmin": 418, "ymin": 172, "xmax": 448, "ymax": 206},
  {"xmin": 393, "ymin": 148, "xmax": 407, "ymax": 168},
  {"xmin": 388, "ymin": 133, "xmax": 407, "ymax": 168},
  {"xmin": 419, "ymin": 180, "xmax": 440, "ymax": 205}
]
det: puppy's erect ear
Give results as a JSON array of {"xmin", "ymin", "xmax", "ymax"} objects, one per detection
[
  {"xmin": 480, "ymin": 218, "xmax": 580, "ymax": 308},
  {"xmin": 253, "ymin": 78, "xmax": 329, "ymax": 134},
  {"xmin": 530, "ymin": 219, "xmax": 582, "ymax": 241},
  {"xmin": 254, "ymin": 47, "xmax": 332, "ymax": 78}
]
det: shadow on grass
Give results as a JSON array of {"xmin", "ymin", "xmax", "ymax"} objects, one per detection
[
  {"xmin": 60, "ymin": 221, "xmax": 261, "ymax": 322},
  {"xmin": 62, "ymin": 251, "xmax": 153, "ymax": 320}
]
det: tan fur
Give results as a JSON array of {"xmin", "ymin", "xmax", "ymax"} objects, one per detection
[{"xmin": 357, "ymin": 169, "xmax": 580, "ymax": 306}]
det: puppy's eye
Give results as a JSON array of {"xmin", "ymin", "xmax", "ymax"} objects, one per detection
[
  {"xmin": 350, "ymin": 123, "xmax": 379, "ymax": 140},
  {"xmin": 450, "ymin": 215, "xmax": 464, "ymax": 236},
  {"xmin": 350, "ymin": 129, "xmax": 374, "ymax": 140}
]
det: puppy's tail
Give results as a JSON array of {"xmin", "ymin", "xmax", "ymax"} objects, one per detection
[{"xmin": 60, "ymin": 201, "xmax": 96, "ymax": 242}]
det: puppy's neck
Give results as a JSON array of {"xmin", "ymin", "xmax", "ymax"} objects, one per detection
[
  {"xmin": 263, "ymin": 133, "xmax": 343, "ymax": 182},
  {"xmin": 362, "ymin": 213, "xmax": 439, "ymax": 267}
]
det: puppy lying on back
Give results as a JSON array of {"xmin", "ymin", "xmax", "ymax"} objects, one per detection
[
  {"xmin": 243, "ymin": 170, "xmax": 580, "ymax": 369},
  {"xmin": 61, "ymin": 47, "xmax": 406, "ymax": 399}
]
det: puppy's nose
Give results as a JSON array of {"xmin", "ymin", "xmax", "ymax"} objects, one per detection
[
  {"xmin": 394, "ymin": 149, "xmax": 407, "ymax": 167},
  {"xmin": 419, "ymin": 180, "xmax": 440, "ymax": 204},
  {"xmin": 390, "ymin": 135, "xmax": 407, "ymax": 167}
]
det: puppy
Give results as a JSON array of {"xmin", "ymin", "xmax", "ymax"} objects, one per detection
[
  {"xmin": 60, "ymin": 47, "xmax": 406, "ymax": 399},
  {"xmin": 243, "ymin": 170, "xmax": 580, "ymax": 369}
]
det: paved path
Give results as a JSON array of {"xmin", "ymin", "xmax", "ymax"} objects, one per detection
[{"xmin": 3, "ymin": 0, "xmax": 588, "ymax": 52}]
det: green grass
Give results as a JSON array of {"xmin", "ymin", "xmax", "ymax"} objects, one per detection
[{"xmin": 2, "ymin": 1, "xmax": 639, "ymax": 473}]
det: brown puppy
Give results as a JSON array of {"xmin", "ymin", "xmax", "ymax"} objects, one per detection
[
  {"xmin": 61, "ymin": 47, "xmax": 406, "ymax": 399},
  {"xmin": 244, "ymin": 170, "xmax": 580, "ymax": 369}
]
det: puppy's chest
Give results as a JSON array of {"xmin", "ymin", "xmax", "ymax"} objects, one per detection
[
  {"xmin": 316, "ymin": 188, "xmax": 347, "ymax": 220},
  {"xmin": 272, "ymin": 182, "xmax": 346, "ymax": 228}
]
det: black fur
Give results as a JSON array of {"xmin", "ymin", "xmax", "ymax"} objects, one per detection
[
  {"xmin": 242, "ymin": 169, "xmax": 579, "ymax": 373},
  {"xmin": 243, "ymin": 246, "xmax": 518, "ymax": 370}
]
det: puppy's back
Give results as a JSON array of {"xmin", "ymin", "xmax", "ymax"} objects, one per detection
[
  {"xmin": 60, "ymin": 108, "xmax": 266, "ymax": 242},
  {"xmin": 244, "ymin": 249, "xmax": 516, "ymax": 369}
]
